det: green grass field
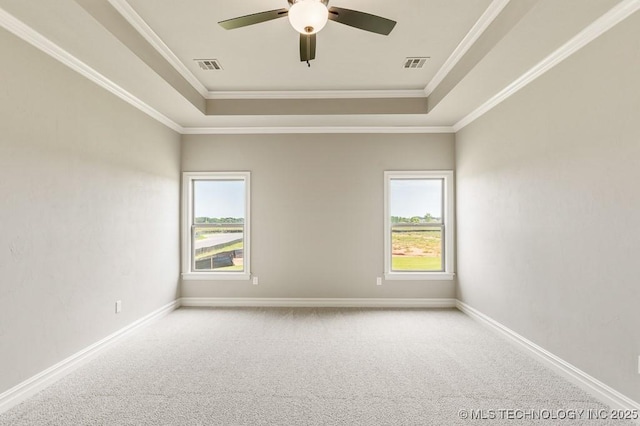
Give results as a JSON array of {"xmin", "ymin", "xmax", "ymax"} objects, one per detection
[
  {"xmin": 214, "ymin": 264, "xmax": 243, "ymax": 271},
  {"xmin": 392, "ymin": 229, "xmax": 442, "ymax": 271},
  {"xmin": 392, "ymin": 256, "xmax": 441, "ymax": 271}
]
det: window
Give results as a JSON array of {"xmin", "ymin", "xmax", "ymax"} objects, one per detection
[
  {"xmin": 384, "ymin": 171, "xmax": 454, "ymax": 280},
  {"xmin": 182, "ymin": 172, "xmax": 250, "ymax": 280}
]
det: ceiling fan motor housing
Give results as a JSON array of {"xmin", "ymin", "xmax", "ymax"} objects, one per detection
[
  {"xmin": 288, "ymin": 0, "xmax": 330, "ymax": 6},
  {"xmin": 288, "ymin": 0, "xmax": 330, "ymax": 35}
]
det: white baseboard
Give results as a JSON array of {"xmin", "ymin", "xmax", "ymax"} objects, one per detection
[
  {"xmin": 456, "ymin": 300, "xmax": 640, "ymax": 417},
  {"xmin": 4, "ymin": 297, "xmax": 637, "ymax": 423},
  {"xmin": 179, "ymin": 297, "xmax": 457, "ymax": 308},
  {"xmin": 0, "ymin": 299, "xmax": 179, "ymax": 415}
]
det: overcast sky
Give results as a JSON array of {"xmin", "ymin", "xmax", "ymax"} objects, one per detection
[
  {"xmin": 194, "ymin": 180, "xmax": 245, "ymax": 218},
  {"xmin": 390, "ymin": 178, "xmax": 442, "ymax": 218},
  {"xmin": 193, "ymin": 178, "xmax": 441, "ymax": 220}
]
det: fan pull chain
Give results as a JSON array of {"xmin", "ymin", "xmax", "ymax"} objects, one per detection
[{"xmin": 307, "ymin": 60, "xmax": 311, "ymax": 67}]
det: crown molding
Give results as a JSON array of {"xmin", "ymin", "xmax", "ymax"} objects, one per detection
[
  {"xmin": 108, "ymin": 0, "xmax": 209, "ymax": 97},
  {"xmin": 0, "ymin": 9, "xmax": 446, "ymax": 136},
  {"xmin": 113, "ymin": 1, "xmax": 426, "ymax": 102},
  {"xmin": 453, "ymin": 0, "xmax": 640, "ymax": 132},
  {"xmin": 5, "ymin": 0, "xmax": 637, "ymax": 137},
  {"xmin": 181, "ymin": 126, "xmax": 454, "ymax": 135},
  {"xmin": 0, "ymin": 6, "xmax": 183, "ymax": 134},
  {"xmin": 424, "ymin": 0, "xmax": 511, "ymax": 97},
  {"xmin": 207, "ymin": 89, "xmax": 427, "ymax": 100}
]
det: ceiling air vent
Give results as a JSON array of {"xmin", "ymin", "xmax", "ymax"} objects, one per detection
[
  {"xmin": 195, "ymin": 59, "xmax": 223, "ymax": 71},
  {"xmin": 403, "ymin": 57, "xmax": 428, "ymax": 69}
]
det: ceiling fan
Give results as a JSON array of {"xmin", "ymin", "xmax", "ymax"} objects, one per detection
[{"xmin": 218, "ymin": 0, "xmax": 396, "ymax": 66}]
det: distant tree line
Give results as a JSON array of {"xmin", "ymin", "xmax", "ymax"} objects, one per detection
[
  {"xmin": 391, "ymin": 213, "xmax": 441, "ymax": 224},
  {"xmin": 195, "ymin": 217, "xmax": 244, "ymax": 224}
]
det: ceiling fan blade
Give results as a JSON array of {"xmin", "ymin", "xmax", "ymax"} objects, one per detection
[
  {"xmin": 218, "ymin": 9, "xmax": 288, "ymax": 30},
  {"xmin": 328, "ymin": 7, "xmax": 396, "ymax": 35},
  {"xmin": 300, "ymin": 33, "xmax": 316, "ymax": 62}
]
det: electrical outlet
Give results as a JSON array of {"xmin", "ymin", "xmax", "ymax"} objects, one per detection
[
  {"xmin": 115, "ymin": 300, "xmax": 122, "ymax": 314},
  {"xmin": 252, "ymin": 276, "xmax": 259, "ymax": 285},
  {"xmin": 376, "ymin": 277, "xmax": 382, "ymax": 286}
]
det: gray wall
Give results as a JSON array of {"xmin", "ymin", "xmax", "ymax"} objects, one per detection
[
  {"xmin": 182, "ymin": 133, "xmax": 455, "ymax": 299},
  {"xmin": 456, "ymin": 12, "xmax": 640, "ymax": 402},
  {"xmin": 0, "ymin": 29, "xmax": 181, "ymax": 394}
]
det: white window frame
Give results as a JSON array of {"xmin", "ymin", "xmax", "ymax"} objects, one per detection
[
  {"xmin": 384, "ymin": 170, "xmax": 455, "ymax": 281},
  {"xmin": 181, "ymin": 172, "xmax": 251, "ymax": 281}
]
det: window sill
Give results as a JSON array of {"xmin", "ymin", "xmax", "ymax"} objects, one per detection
[
  {"xmin": 182, "ymin": 272, "xmax": 251, "ymax": 281},
  {"xmin": 384, "ymin": 272, "xmax": 455, "ymax": 281}
]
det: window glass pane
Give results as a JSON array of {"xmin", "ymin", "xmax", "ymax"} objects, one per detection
[
  {"xmin": 389, "ymin": 178, "xmax": 443, "ymax": 272},
  {"xmin": 193, "ymin": 180, "xmax": 245, "ymax": 272},
  {"xmin": 194, "ymin": 180, "xmax": 245, "ymax": 223},
  {"xmin": 390, "ymin": 179, "xmax": 442, "ymax": 223}
]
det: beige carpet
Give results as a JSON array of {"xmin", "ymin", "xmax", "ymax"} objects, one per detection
[{"xmin": 0, "ymin": 307, "xmax": 633, "ymax": 425}]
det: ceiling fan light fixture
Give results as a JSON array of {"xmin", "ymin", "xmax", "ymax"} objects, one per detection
[{"xmin": 288, "ymin": 0, "xmax": 329, "ymax": 35}]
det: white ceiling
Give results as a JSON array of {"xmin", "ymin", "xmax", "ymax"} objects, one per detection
[
  {"xmin": 125, "ymin": 0, "xmax": 492, "ymax": 91},
  {"xmin": 0, "ymin": 0, "xmax": 635, "ymax": 131}
]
